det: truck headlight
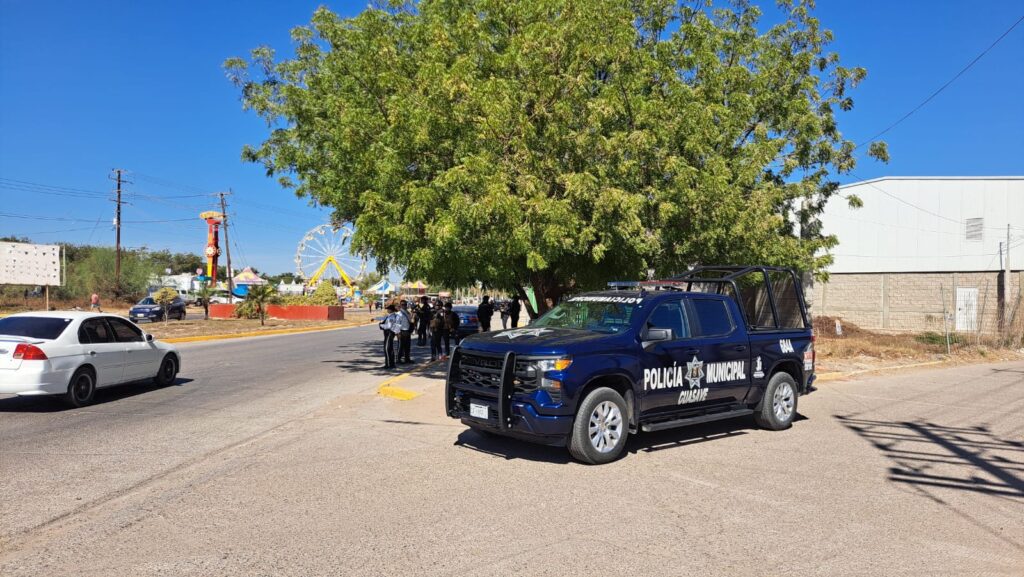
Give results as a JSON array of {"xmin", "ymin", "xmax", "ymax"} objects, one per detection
[{"xmin": 535, "ymin": 357, "xmax": 572, "ymax": 372}]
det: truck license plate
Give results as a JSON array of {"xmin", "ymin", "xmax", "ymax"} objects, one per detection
[{"xmin": 469, "ymin": 403, "xmax": 489, "ymax": 420}]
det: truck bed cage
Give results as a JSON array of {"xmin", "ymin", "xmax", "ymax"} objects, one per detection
[{"xmin": 608, "ymin": 265, "xmax": 811, "ymax": 332}]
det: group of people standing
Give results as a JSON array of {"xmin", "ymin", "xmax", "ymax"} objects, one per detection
[
  {"xmin": 378, "ymin": 296, "xmax": 460, "ymax": 369},
  {"xmin": 378, "ymin": 294, "xmax": 524, "ymax": 369},
  {"xmin": 475, "ymin": 295, "xmax": 522, "ymax": 332}
]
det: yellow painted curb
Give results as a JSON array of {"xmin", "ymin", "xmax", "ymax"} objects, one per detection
[
  {"xmin": 376, "ymin": 359, "xmax": 443, "ymax": 400},
  {"xmin": 162, "ymin": 322, "xmax": 377, "ymax": 344},
  {"xmin": 815, "ymin": 359, "xmax": 949, "ymax": 382},
  {"xmin": 378, "ymin": 384, "xmax": 420, "ymax": 401}
]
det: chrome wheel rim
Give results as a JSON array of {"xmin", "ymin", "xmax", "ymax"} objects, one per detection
[
  {"xmin": 773, "ymin": 382, "xmax": 795, "ymax": 422},
  {"xmin": 73, "ymin": 374, "xmax": 92, "ymax": 402},
  {"xmin": 588, "ymin": 401, "xmax": 623, "ymax": 453}
]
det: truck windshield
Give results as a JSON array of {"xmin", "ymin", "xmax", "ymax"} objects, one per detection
[{"xmin": 533, "ymin": 297, "xmax": 640, "ymax": 334}]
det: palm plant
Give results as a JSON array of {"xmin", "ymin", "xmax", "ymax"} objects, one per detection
[
  {"xmin": 245, "ymin": 284, "xmax": 277, "ymax": 326},
  {"xmin": 196, "ymin": 283, "xmax": 214, "ymax": 320}
]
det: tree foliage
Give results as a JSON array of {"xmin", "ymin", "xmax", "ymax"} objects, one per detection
[
  {"xmin": 227, "ymin": 0, "xmax": 886, "ymax": 314},
  {"xmin": 151, "ymin": 287, "xmax": 179, "ymax": 322},
  {"xmin": 308, "ymin": 281, "xmax": 340, "ymax": 306},
  {"xmin": 244, "ymin": 284, "xmax": 277, "ymax": 325},
  {"xmin": 65, "ymin": 247, "xmax": 156, "ymax": 302}
]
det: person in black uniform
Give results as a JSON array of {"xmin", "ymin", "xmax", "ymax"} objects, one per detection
[
  {"xmin": 509, "ymin": 296, "xmax": 522, "ymax": 328},
  {"xmin": 430, "ymin": 303, "xmax": 446, "ymax": 361},
  {"xmin": 442, "ymin": 301, "xmax": 459, "ymax": 355},
  {"xmin": 415, "ymin": 296, "xmax": 431, "ymax": 346},
  {"xmin": 476, "ymin": 295, "xmax": 494, "ymax": 333}
]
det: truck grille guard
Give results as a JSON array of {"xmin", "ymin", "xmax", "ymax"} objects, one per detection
[{"xmin": 446, "ymin": 348, "xmax": 517, "ymax": 430}]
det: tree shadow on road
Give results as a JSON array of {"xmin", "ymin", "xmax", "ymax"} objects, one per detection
[
  {"xmin": 0, "ymin": 377, "xmax": 194, "ymax": 413},
  {"xmin": 322, "ymin": 339, "xmax": 441, "ymax": 376}
]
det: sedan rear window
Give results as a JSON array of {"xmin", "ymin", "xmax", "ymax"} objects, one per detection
[{"xmin": 0, "ymin": 316, "xmax": 73, "ymax": 340}]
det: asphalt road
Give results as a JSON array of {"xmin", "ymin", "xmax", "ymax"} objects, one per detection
[
  {"xmin": 0, "ymin": 324, "xmax": 395, "ymax": 545},
  {"xmin": 1, "ymin": 330, "xmax": 1022, "ymax": 576}
]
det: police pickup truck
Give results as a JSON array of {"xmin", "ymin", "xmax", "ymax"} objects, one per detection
[{"xmin": 445, "ymin": 266, "xmax": 815, "ymax": 464}]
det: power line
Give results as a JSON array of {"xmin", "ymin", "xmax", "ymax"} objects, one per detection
[
  {"xmin": 0, "ymin": 177, "xmax": 108, "ymax": 196},
  {"xmin": 5, "ymin": 226, "xmax": 99, "ymax": 236},
  {"xmin": 0, "ymin": 211, "xmax": 195, "ymax": 224},
  {"xmin": 128, "ymin": 171, "xmax": 215, "ymax": 195},
  {"xmin": 854, "ymin": 13, "xmax": 1024, "ymax": 151}
]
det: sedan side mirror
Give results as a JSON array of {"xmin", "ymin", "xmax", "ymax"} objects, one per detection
[
  {"xmin": 642, "ymin": 327, "xmax": 672, "ymax": 348},
  {"xmin": 146, "ymin": 334, "xmax": 154, "ymax": 342}
]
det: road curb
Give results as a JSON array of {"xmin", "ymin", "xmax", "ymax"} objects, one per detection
[
  {"xmin": 376, "ymin": 359, "xmax": 443, "ymax": 400},
  {"xmin": 815, "ymin": 359, "xmax": 949, "ymax": 382},
  {"xmin": 162, "ymin": 321, "xmax": 377, "ymax": 344}
]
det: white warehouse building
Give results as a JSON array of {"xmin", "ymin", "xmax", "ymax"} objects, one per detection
[{"xmin": 811, "ymin": 176, "xmax": 1023, "ymax": 334}]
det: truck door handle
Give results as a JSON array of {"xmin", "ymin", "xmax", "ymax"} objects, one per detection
[
  {"xmin": 734, "ymin": 345, "xmax": 747, "ymax": 352},
  {"xmin": 684, "ymin": 348, "xmax": 699, "ymax": 355},
  {"xmin": 89, "ymin": 351, "xmax": 97, "ymax": 356}
]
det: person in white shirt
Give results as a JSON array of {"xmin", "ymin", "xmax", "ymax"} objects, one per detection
[
  {"xmin": 397, "ymin": 300, "xmax": 413, "ymax": 364},
  {"xmin": 379, "ymin": 303, "xmax": 400, "ymax": 369}
]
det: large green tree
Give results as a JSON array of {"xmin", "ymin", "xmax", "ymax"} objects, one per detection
[{"xmin": 226, "ymin": 0, "xmax": 886, "ymax": 316}]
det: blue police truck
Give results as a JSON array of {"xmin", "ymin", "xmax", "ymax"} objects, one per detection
[{"xmin": 445, "ymin": 266, "xmax": 816, "ymax": 464}]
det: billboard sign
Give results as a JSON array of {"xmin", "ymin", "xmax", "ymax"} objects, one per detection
[{"xmin": 0, "ymin": 242, "xmax": 62, "ymax": 286}]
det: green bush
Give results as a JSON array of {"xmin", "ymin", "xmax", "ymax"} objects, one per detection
[
  {"xmin": 280, "ymin": 294, "xmax": 314, "ymax": 305},
  {"xmin": 915, "ymin": 331, "xmax": 965, "ymax": 346},
  {"xmin": 307, "ymin": 282, "xmax": 340, "ymax": 306},
  {"xmin": 64, "ymin": 247, "xmax": 156, "ymax": 302}
]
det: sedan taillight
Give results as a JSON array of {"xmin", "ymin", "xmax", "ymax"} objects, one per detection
[{"xmin": 13, "ymin": 344, "xmax": 48, "ymax": 360}]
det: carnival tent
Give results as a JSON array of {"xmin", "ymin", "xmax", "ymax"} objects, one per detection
[
  {"xmin": 232, "ymin": 267, "xmax": 267, "ymax": 286},
  {"xmin": 368, "ymin": 279, "xmax": 396, "ymax": 295}
]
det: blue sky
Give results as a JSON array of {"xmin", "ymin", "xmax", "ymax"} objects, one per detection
[{"xmin": 1, "ymin": 0, "xmax": 1022, "ymax": 275}]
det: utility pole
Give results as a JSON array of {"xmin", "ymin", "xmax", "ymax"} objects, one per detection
[
  {"xmin": 1004, "ymin": 224, "xmax": 1012, "ymax": 333},
  {"xmin": 220, "ymin": 190, "xmax": 234, "ymax": 299},
  {"xmin": 109, "ymin": 169, "xmax": 126, "ymax": 293}
]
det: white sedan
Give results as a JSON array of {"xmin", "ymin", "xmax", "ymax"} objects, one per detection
[{"xmin": 0, "ymin": 311, "xmax": 181, "ymax": 407}]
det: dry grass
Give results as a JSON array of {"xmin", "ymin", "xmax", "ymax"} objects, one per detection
[{"xmin": 813, "ymin": 316, "xmax": 1024, "ymax": 373}]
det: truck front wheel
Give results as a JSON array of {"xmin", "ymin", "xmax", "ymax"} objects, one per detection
[
  {"xmin": 568, "ymin": 387, "xmax": 629, "ymax": 465},
  {"xmin": 754, "ymin": 372, "xmax": 798, "ymax": 430}
]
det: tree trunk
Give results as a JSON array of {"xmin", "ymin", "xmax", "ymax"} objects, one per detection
[{"xmin": 519, "ymin": 270, "xmax": 571, "ymax": 319}]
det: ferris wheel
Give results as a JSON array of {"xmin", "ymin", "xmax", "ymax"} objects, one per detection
[{"xmin": 294, "ymin": 224, "xmax": 367, "ymax": 289}]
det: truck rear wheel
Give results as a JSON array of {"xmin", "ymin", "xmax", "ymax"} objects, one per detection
[
  {"xmin": 754, "ymin": 372, "xmax": 798, "ymax": 430},
  {"xmin": 568, "ymin": 387, "xmax": 628, "ymax": 465}
]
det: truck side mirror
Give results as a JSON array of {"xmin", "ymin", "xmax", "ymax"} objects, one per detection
[
  {"xmin": 642, "ymin": 327, "xmax": 672, "ymax": 348},
  {"xmin": 146, "ymin": 334, "xmax": 154, "ymax": 342}
]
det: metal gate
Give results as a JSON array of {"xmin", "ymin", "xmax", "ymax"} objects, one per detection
[{"xmin": 955, "ymin": 287, "xmax": 978, "ymax": 332}]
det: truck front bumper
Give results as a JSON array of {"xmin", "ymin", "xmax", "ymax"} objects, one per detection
[
  {"xmin": 450, "ymin": 392, "xmax": 572, "ymax": 446},
  {"xmin": 446, "ymin": 349, "xmax": 573, "ymax": 447}
]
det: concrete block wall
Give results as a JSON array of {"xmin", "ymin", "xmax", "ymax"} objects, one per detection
[{"xmin": 812, "ymin": 271, "xmax": 1022, "ymax": 334}]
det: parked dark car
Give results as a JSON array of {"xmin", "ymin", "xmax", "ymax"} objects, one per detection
[
  {"xmin": 129, "ymin": 296, "xmax": 186, "ymax": 322},
  {"xmin": 452, "ymin": 305, "xmax": 480, "ymax": 341}
]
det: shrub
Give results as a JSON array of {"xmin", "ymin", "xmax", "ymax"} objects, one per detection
[
  {"xmin": 308, "ymin": 282, "xmax": 340, "ymax": 306},
  {"xmin": 152, "ymin": 287, "xmax": 179, "ymax": 321}
]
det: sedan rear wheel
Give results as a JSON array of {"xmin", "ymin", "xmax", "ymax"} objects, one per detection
[{"xmin": 63, "ymin": 368, "xmax": 96, "ymax": 408}]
